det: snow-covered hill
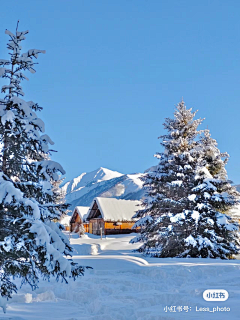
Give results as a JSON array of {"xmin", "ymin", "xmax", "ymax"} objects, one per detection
[{"xmin": 61, "ymin": 167, "xmax": 145, "ymax": 212}]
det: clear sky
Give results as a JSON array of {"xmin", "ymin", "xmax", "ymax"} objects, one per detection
[{"xmin": 0, "ymin": 1, "xmax": 240, "ymax": 183}]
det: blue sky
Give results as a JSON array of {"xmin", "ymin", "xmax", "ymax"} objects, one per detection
[{"xmin": 0, "ymin": 1, "xmax": 240, "ymax": 183}]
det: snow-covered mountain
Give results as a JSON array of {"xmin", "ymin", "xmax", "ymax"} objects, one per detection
[{"xmin": 61, "ymin": 167, "xmax": 145, "ymax": 212}]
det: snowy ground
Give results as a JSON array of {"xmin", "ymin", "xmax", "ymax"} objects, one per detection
[{"xmin": 1, "ymin": 233, "xmax": 240, "ymax": 320}]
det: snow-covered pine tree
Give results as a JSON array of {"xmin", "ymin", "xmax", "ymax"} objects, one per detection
[
  {"xmin": 131, "ymin": 100, "xmax": 203, "ymax": 256},
  {"xmin": 131, "ymin": 100, "xmax": 240, "ymax": 259},
  {"xmin": 0, "ymin": 24, "xmax": 85, "ymax": 300},
  {"xmin": 199, "ymin": 129, "xmax": 229, "ymax": 180},
  {"xmin": 78, "ymin": 224, "xmax": 85, "ymax": 237},
  {"xmin": 199, "ymin": 130, "xmax": 240, "ymax": 222},
  {"xmin": 184, "ymin": 129, "xmax": 240, "ymax": 258}
]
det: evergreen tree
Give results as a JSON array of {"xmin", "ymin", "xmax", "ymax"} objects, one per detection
[
  {"xmin": 0, "ymin": 24, "xmax": 85, "ymax": 300},
  {"xmin": 199, "ymin": 129, "xmax": 229, "ymax": 180},
  {"xmin": 132, "ymin": 101, "xmax": 240, "ymax": 259}
]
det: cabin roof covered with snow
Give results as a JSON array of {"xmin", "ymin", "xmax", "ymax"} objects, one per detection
[
  {"xmin": 70, "ymin": 206, "xmax": 90, "ymax": 223},
  {"xmin": 87, "ymin": 197, "xmax": 141, "ymax": 221}
]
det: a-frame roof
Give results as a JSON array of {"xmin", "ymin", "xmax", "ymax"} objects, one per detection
[
  {"xmin": 87, "ymin": 197, "xmax": 141, "ymax": 221},
  {"xmin": 70, "ymin": 206, "xmax": 90, "ymax": 223}
]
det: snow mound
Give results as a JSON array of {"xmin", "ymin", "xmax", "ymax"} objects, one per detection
[
  {"xmin": 35, "ymin": 291, "xmax": 56, "ymax": 302},
  {"xmin": 11, "ymin": 293, "xmax": 32, "ymax": 304},
  {"xmin": 72, "ymin": 243, "xmax": 100, "ymax": 255}
]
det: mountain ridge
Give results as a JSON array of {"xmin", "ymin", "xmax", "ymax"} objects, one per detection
[{"xmin": 61, "ymin": 167, "xmax": 145, "ymax": 213}]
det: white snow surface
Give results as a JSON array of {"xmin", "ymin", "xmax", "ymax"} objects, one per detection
[
  {"xmin": 1, "ymin": 233, "xmax": 240, "ymax": 319},
  {"xmin": 89, "ymin": 197, "xmax": 141, "ymax": 221}
]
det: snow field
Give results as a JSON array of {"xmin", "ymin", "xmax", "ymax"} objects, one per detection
[{"xmin": 1, "ymin": 233, "xmax": 240, "ymax": 320}]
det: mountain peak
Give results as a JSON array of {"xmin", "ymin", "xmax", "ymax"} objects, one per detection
[
  {"xmin": 94, "ymin": 167, "xmax": 123, "ymax": 180},
  {"xmin": 61, "ymin": 167, "xmax": 124, "ymax": 195},
  {"xmin": 61, "ymin": 167, "xmax": 145, "ymax": 212}
]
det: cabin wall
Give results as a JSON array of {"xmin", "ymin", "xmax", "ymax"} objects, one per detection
[
  {"xmin": 83, "ymin": 223, "xmax": 89, "ymax": 233},
  {"xmin": 70, "ymin": 214, "xmax": 82, "ymax": 232},
  {"xmin": 89, "ymin": 218, "xmax": 105, "ymax": 235},
  {"xmin": 88, "ymin": 219, "xmax": 139, "ymax": 235},
  {"xmin": 104, "ymin": 221, "xmax": 137, "ymax": 235}
]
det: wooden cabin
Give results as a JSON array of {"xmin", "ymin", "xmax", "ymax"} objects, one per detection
[
  {"xmin": 70, "ymin": 206, "xmax": 90, "ymax": 232},
  {"xmin": 87, "ymin": 197, "xmax": 141, "ymax": 235}
]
